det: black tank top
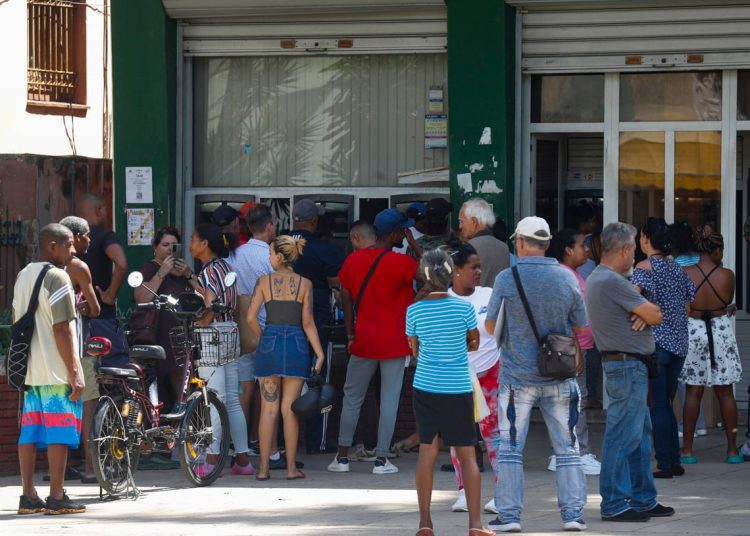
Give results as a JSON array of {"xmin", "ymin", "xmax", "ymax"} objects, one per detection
[{"xmin": 265, "ymin": 275, "xmax": 303, "ymax": 326}]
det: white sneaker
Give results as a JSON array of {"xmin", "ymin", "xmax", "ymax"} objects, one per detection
[
  {"xmin": 547, "ymin": 455, "xmax": 557, "ymax": 471},
  {"xmin": 349, "ymin": 443, "xmax": 376, "ymax": 462},
  {"xmin": 327, "ymin": 455, "xmax": 350, "ymax": 473},
  {"xmin": 484, "ymin": 498, "xmax": 498, "ymax": 514},
  {"xmin": 488, "ymin": 519, "xmax": 521, "ymax": 533},
  {"xmin": 372, "ymin": 458, "xmax": 398, "ymax": 474},
  {"xmin": 452, "ymin": 489, "xmax": 468, "ymax": 512},
  {"xmin": 696, "ymin": 428, "xmax": 708, "ymax": 437},
  {"xmin": 563, "ymin": 520, "xmax": 587, "ymax": 531},
  {"xmin": 581, "ymin": 453, "xmax": 601, "ymax": 476},
  {"xmin": 741, "ymin": 441, "xmax": 750, "ymax": 461}
]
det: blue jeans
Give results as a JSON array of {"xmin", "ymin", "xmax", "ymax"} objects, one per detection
[
  {"xmin": 651, "ymin": 345, "xmax": 685, "ymax": 470},
  {"xmin": 600, "ymin": 360, "xmax": 657, "ymax": 517},
  {"xmin": 494, "ymin": 381, "xmax": 586, "ymax": 524}
]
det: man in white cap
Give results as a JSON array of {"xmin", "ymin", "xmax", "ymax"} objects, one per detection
[{"xmin": 484, "ymin": 216, "xmax": 588, "ymax": 532}]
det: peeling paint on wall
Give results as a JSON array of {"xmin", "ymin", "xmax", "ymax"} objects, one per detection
[
  {"xmin": 479, "ymin": 127, "xmax": 492, "ymax": 145},
  {"xmin": 469, "ymin": 163, "xmax": 484, "ymax": 173},
  {"xmin": 476, "ymin": 181, "xmax": 503, "ymax": 194}
]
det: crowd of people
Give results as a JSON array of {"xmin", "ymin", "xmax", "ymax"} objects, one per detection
[{"xmin": 11, "ymin": 193, "xmax": 747, "ymax": 535}]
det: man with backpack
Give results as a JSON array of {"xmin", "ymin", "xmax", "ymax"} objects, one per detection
[{"xmin": 13, "ymin": 224, "xmax": 86, "ymax": 515}]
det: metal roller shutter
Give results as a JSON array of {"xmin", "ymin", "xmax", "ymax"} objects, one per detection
[{"xmin": 508, "ymin": 1, "xmax": 750, "ymax": 73}]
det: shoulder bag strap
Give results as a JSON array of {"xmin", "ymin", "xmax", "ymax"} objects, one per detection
[
  {"xmin": 511, "ymin": 266, "xmax": 541, "ymax": 344},
  {"xmin": 27, "ymin": 264, "xmax": 53, "ymax": 318},
  {"xmin": 354, "ymin": 249, "xmax": 390, "ymax": 315}
]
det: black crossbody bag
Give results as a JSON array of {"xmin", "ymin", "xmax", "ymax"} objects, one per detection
[{"xmin": 511, "ymin": 266, "xmax": 579, "ymax": 380}]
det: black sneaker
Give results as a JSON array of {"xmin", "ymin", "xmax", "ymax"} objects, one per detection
[
  {"xmin": 18, "ymin": 494, "xmax": 46, "ymax": 515},
  {"xmin": 45, "ymin": 491, "xmax": 86, "ymax": 515},
  {"xmin": 643, "ymin": 503, "xmax": 675, "ymax": 517},
  {"xmin": 602, "ymin": 509, "xmax": 650, "ymax": 522},
  {"xmin": 671, "ymin": 465, "xmax": 685, "ymax": 476}
]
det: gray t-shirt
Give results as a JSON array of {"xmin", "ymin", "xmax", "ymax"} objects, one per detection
[
  {"xmin": 585, "ymin": 264, "xmax": 655, "ymax": 355},
  {"xmin": 469, "ymin": 232, "xmax": 510, "ymax": 287}
]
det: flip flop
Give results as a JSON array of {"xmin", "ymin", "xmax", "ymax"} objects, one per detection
[
  {"xmin": 416, "ymin": 529, "xmax": 434, "ymax": 536},
  {"xmin": 469, "ymin": 528, "xmax": 496, "ymax": 536},
  {"xmin": 286, "ymin": 470, "xmax": 306, "ymax": 480},
  {"xmin": 680, "ymin": 455, "xmax": 698, "ymax": 464},
  {"xmin": 725, "ymin": 454, "xmax": 744, "ymax": 464},
  {"xmin": 255, "ymin": 473, "xmax": 271, "ymax": 481}
]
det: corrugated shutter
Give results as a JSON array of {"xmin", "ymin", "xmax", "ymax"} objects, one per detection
[
  {"xmin": 180, "ymin": 7, "xmax": 447, "ymax": 56},
  {"xmin": 516, "ymin": 4, "xmax": 750, "ymax": 73}
]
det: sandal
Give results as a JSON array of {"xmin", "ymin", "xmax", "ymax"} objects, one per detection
[
  {"xmin": 287, "ymin": 470, "xmax": 306, "ymax": 480},
  {"xmin": 416, "ymin": 529, "xmax": 434, "ymax": 536},
  {"xmin": 679, "ymin": 455, "xmax": 698, "ymax": 464},
  {"xmin": 469, "ymin": 529, "xmax": 496, "ymax": 536},
  {"xmin": 255, "ymin": 473, "xmax": 271, "ymax": 481},
  {"xmin": 725, "ymin": 454, "xmax": 744, "ymax": 464}
]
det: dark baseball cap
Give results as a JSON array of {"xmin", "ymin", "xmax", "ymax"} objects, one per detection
[
  {"xmin": 292, "ymin": 199, "xmax": 325, "ymax": 222},
  {"xmin": 425, "ymin": 197, "xmax": 454, "ymax": 218},
  {"xmin": 374, "ymin": 208, "xmax": 414, "ymax": 235},
  {"xmin": 211, "ymin": 204, "xmax": 239, "ymax": 227}
]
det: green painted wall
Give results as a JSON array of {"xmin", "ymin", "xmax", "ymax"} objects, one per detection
[
  {"xmin": 447, "ymin": 0, "xmax": 515, "ymax": 227},
  {"xmin": 111, "ymin": 0, "xmax": 176, "ymax": 314}
]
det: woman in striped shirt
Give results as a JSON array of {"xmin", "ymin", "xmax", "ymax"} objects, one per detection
[{"xmin": 406, "ymin": 249, "xmax": 493, "ymax": 536}]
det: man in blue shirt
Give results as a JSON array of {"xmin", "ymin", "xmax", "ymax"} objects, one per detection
[
  {"xmin": 485, "ymin": 216, "xmax": 588, "ymax": 532},
  {"xmin": 291, "ymin": 199, "xmax": 344, "ymax": 454}
]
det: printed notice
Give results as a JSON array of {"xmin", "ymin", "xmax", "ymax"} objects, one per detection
[
  {"xmin": 425, "ymin": 114, "xmax": 448, "ymax": 149},
  {"xmin": 125, "ymin": 167, "xmax": 153, "ymax": 204},
  {"xmin": 127, "ymin": 208, "xmax": 155, "ymax": 246}
]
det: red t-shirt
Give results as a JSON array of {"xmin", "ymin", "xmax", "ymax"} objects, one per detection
[{"xmin": 339, "ymin": 248, "xmax": 418, "ymax": 359}]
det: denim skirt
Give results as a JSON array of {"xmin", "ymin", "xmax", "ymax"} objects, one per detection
[{"xmin": 254, "ymin": 324, "xmax": 311, "ymax": 379}]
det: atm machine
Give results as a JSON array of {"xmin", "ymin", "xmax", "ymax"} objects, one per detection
[{"xmin": 292, "ymin": 194, "xmax": 354, "ymax": 257}]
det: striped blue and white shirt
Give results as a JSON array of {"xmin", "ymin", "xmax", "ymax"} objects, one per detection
[{"xmin": 406, "ymin": 297, "xmax": 477, "ymax": 394}]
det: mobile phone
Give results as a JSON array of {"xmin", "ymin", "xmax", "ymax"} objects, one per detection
[{"xmin": 172, "ymin": 243, "xmax": 182, "ymax": 257}]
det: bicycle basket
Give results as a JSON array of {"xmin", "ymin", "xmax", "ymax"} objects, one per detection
[
  {"xmin": 168, "ymin": 326, "xmax": 191, "ymax": 368},
  {"xmin": 193, "ymin": 325, "xmax": 239, "ymax": 367}
]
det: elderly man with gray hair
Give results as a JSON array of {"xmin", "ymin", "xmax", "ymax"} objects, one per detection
[
  {"xmin": 585, "ymin": 222, "xmax": 673, "ymax": 523},
  {"xmin": 459, "ymin": 198, "xmax": 510, "ymax": 287}
]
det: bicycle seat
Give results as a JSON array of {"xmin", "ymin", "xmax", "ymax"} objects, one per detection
[
  {"xmin": 129, "ymin": 345, "xmax": 167, "ymax": 361},
  {"xmin": 98, "ymin": 367, "xmax": 139, "ymax": 378}
]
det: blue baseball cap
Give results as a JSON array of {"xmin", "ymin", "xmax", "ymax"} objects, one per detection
[{"xmin": 373, "ymin": 208, "xmax": 414, "ymax": 235}]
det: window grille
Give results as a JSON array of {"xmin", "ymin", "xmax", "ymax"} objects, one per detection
[{"xmin": 27, "ymin": 0, "xmax": 82, "ymax": 104}]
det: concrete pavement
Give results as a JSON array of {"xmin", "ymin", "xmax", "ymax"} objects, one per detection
[{"xmin": 1, "ymin": 422, "xmax": 748, "ymax": 536}]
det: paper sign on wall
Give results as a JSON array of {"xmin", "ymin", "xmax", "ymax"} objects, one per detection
[
  {"xmin": 127, "ymin": 208, "xmax": 155, "ymax": 246},
  {"xmin": 125, "ymin": 167, "xmax": 153, "ymax": 204},
  {"xmin": 425, "ymin": 114, "xmax": 448, "ymax": 149}
]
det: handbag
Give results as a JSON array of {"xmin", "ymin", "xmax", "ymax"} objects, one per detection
[
  {"xmin": 5, "ymin": 263, "xmax": 53, "ymax": 391},
  {"xmin": 511, "ymin": 266, "xmax": 579, "ymax": 380}
]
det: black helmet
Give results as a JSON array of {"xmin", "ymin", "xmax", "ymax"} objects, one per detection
[
  {"xmin": 291, "ymin": 388, "xmax": 321, "ymax": 419},
  {"xmin": 318, "ymin": 383, "xmax": 336, "ymax": 414},
  {"xmin": 292, "ymin": 375, "xmax": 336, "ymax": 418}
]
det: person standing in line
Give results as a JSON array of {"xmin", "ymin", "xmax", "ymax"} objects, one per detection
[
  {"xmin": 409, "ymin": 198, "xmax": 453, "ymax": 256},
  {"xmin": 58, "ymin": 216, "xmax": 101, "ymax": 485},
  {"xmin": 15, "ymin": 224, "xmax": 86, "ymax": 515},
  {"xmin": 586, "ymin": 222, "xmax": 674, "ymax": 523},
  {"xmin": 546, "ymin": 229, "xmax": 601, "ymax": 477},
  {"xmin": 212, "ymin": 203, "xmax": 241, "ymax": 237},
  {"xmin": 484, "ymin": 216, "xmax": 588, "ymax": 533},
  {"xmin": 458, "ymin": 198, "xmax": 510, "ymax": 287},
  {"xmin": 248, "ymin": 235, "xmax": 326, "ymax": 480},
  {"xmin": 76, "ymin": 193, "xmax": 129, "ymax": 368},
  {"xmin": 444, "ymin": 240, "xmax": 501, "ymax": 516},
  {"xmin": 290, "ymin": 199, "xmax": 343, "ymax": 454},
  {"xmin": 349, "ymin": 220, "xmax": 376, "ymax": 251},
  {"xmin": 680, "ymin": 229, "xmax": 743, "ymax": 464},
  {"xmin": 227, "ymin": 205, "xmax": 276, "ymax": 453},
  {"xmin": 189, "ymin": 223, "xmax": 254, "ymax": 477},
  {"xmin": 328, "ymin": 208, "xmax": 420, "ymax": 475},
  {"xmin": 632, "ymin": 217, "xmax": 695, "ymax": 479},
  {"xmin": 407, "ymin": 249, "xmax": 494, "ymax": 536}
]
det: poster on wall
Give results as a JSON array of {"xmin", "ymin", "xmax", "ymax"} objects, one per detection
[
  {"xmin": 125, "ymin": 166, "xmax": 153, "ymax": 203},
  {"xmin": 127, "ymin": 208, "xmax": 155, "ymax": 246},
  {"xmin": 425, "ymin": 114, "xmax": 448, "ymax": 149}
]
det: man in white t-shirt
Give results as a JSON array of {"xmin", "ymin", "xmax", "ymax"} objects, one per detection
[{"xmin": 13, "ymin": 224, "xmax": 85, "ymax": 515}]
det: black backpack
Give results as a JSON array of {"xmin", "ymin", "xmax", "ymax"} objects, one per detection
[{"xmin": 5, "ymin": 264, "xmax": 53, "ymax": 391}]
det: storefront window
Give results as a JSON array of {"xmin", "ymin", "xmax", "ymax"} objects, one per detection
[
  {"xmin": 620, "ymin": 71, "xmax": 722, "ymax": 122},
  {"xmin": 675, "ymin": 131, "xmax": 721, "ymax": 230},
  {"xmin": 531, "ymin": 74, "xmax": 604, "ymax": 123},
  {"xmin": 619, "ymin": 132, "xmax": 665, "ymax": 227},
  {"xmin": 739, "ymin": 70, "xmax": 750, "ymax": 121},
  {"xmin": 192, "ymin": 54, "xmax": 448, "ymax": 187}
]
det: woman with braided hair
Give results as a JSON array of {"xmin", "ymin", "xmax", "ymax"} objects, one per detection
[
  {"xmin": 406, "ymin": 249, "xmax": 494, "ymax": 536},
  {"xmin": 679, "ymin": 227, "xmax": 743, "ymax": 464}
]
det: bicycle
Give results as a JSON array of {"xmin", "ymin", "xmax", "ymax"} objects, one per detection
[{"xmin": 86, "ymin": 271, "xmax": 239, "ymax": 495}]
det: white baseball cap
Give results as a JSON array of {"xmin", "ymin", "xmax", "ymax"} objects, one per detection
[{"xmin": 510, "ymin": 216, "xmax": 551, "ymax": 241}]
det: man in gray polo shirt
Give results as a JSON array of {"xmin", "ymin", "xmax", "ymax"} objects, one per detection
[
  {"xmin": 586, "ymin": 222, "xmax": 674, "ymax": 523},
  {"xmin": 485, "ymin": 216, "xmax": 588, "ymax": 532},
  {"xmin": 459, "ymin": 198, "xmax": 510, "ymax": 287}
]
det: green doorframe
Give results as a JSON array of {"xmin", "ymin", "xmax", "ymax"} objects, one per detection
[
  {"xmin": 111, "ymin": 0, "xmax": 177, "ymax": 314},
  {"xmin": 447, "ymin": 0, "xmax": 516, "ymax": 228}
]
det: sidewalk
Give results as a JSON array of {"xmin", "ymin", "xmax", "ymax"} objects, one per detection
[{"xmin": 1, "ymin": 422, "xmax": 748, "ymax": 535}]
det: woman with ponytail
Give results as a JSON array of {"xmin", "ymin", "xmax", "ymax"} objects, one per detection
[
  {"xmin": 632, "ymin": 217, "xmax": 695, "ymax": 478},
  {"xmin": 189, "ymin": 223, "xmax": 254, "ymax": 477},
  {"xmin": 247, "ymin": 235, "xmax": 326, "ymax": 480}
]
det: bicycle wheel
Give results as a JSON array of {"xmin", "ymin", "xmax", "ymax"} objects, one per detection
[
  {"xmin": 177, "ymin": 389, "xmax": 229, "ymax": 486},
  {"xmin": 90, "ymin": 396, "xmax": 141, "ymax": 494}
]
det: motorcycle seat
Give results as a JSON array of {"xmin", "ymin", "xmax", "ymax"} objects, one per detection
[
  {"xmin": 129, "ymin": 345, "xmax": 167, "ymax": 361},
  {"xmin": 98, "ymin": 367, "xmax": 139, "ymax": 378}
]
